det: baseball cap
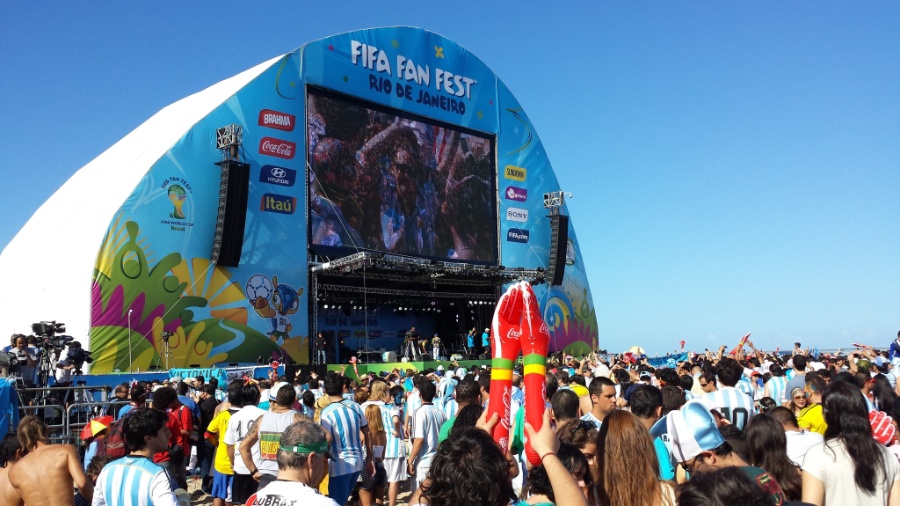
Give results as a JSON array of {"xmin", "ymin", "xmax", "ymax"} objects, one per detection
[
  {"xmin": 268, "ymin": 381, "xmax": 290, "ymax": 400},
  {"xmin": 170, "ymin": 375, "xmax": 183, "ymax": 383},
  {"xmin": 437, "ymin": 365, "xmax": 444, "ymax": 371},
  {"xmin": 650, "ymin": 399, "xmax": 725, "ymax": 463},
  {"xmin": 639, "ymin": 371, "xmax": 652, "ymax": 381}
]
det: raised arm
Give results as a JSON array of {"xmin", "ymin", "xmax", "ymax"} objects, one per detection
[{"xmin": 524, "ymin": 408, "xmax": 588, "ymax": 506}]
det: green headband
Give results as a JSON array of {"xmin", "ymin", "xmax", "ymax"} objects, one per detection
[{"xmin": 279, "ymin": 440, "xmax": 329, "ymax": 455}]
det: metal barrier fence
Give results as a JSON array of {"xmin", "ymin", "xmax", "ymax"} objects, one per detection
[{"xmin": 12, "ymin": 384, "xmax": 126, "ymax": 448}]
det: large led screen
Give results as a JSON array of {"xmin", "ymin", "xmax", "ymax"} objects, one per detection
[{"xmin": 307, "ymin": 87, "xmax": 498, "ymax": 264}]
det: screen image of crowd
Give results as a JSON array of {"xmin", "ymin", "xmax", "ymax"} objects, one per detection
[
  {"xmin": 5, "ymin": 334, "xmax": 900, "ymax": 506},
  {"xmin": 307, "ymin": 88, "xmax": 498, "ymax": 264}
]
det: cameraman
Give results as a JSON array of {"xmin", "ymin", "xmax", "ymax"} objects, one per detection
[{"xmin": 55, "ymin": 355, "xmax": 76, "ymax": 408}]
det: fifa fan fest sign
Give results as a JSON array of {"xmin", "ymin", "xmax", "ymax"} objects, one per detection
[{"xmin": 87, "ymin": 27, "xmax": 598, "ymax": 372}]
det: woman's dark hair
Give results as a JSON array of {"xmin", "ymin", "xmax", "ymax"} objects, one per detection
[
  {"xmin": 524, "ymin": 443, "xmax": 590, "ymax": 502},
  {"xmin": 822, "ymin": 380, "xmax": 890, "ymax": 493},
  {"xmin": 870, "ymin": 374, "xmax": 897, "ymax": 414},
  {"xmin": 757, "ymin": 397, "xmax": 777, "ymax": 413},
  {"xmin": 743, "ymin": 414, "xmax": 801, "ymax": 500},
  {"xmin": 558, "ymin": 419, "xmax": 598, "ymax": 451},
  {"xmin": 447, "ymin": 404, "xmax": 484, "ymax": 440},
  {"xmin": 226, "ymin": 380, "xmax": 243, "ymax": 406},
  {"xmin": 420, "ymin": 427, "xmax": 516, "ymax": 506},
  {"xmin": 676, "ymin": 466, "xmax": 771, "ymax": 506},
  {"xmin": 301, "ymin": 390, "xmax": 315, "ymax": 408}
]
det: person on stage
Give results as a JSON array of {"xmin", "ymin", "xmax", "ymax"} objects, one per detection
[
  {"xmin": 431, "ymin": 333, "xmax": 442, "ymax": 360},
  {"xmin": 404, "ymin": 327, "xmax": 420, "ymax": 360}
]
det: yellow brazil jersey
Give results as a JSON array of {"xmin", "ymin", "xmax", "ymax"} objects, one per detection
[
  {"xmin": 206, "ymin": 409, "xmax": 234, "ymax": 474},
  {"xmin": 797, "ymin": 403, "xmax": 827, "ymax": 436}
]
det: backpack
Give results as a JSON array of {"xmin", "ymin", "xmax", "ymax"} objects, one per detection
[{"xmin": 97, "ymin": 416, "xmax": 127, "ymax": 460}]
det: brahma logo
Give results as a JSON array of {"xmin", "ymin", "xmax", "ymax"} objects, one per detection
[
  {"xmin": 259, "ymin": 137, "xmax": 296, "ymax": 159},
  {"xmin": 504, "ymin": 186, "xmax": 527, "ymax": 202},
  {"xmin": 258, "ymin": 109, "xmax": 295, "ymax": 132},
  {"xmin": 506, "ymin": 207, "xmax": 528, "ymax": 223},
  {"xmin": 259, "ymin": 165, "xmax": 296, "ymax": 187},
  {"xmin": 260, "ymin": 194, "xmax": 296, "ymax": 214},
  {"xmin": 504, "ymin": 165, "xmax": 527, "ymax": 181},
  {"xmin": 507, "ymin": 228, "xmax": 529, "ymax": 243}
]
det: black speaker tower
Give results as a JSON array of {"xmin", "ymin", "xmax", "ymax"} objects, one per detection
[
  {"xmin": 547, "ymin": 215, "xmax": 568, "ymax": 286},
  {"xmin": 211, "ymin": 160, "xmax": 250, "ymax": 267}
]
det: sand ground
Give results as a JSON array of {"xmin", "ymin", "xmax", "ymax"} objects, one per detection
[{"xmin": 186, "ymin": 475, "xmax": 414, "ymax": 505}]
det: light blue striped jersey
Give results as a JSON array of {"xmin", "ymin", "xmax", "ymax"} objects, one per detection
[
  {"xmin": 382, "ymin": 403, "xmax": 406, "ymax": 459},
  {"xmin": 580, "ymin": 412, "xmax": 603, "ymax": 429},
  {"xmin": 405, "ymin": 390, "xmax": 422, "ymax": 424},
  {"xmin": 441, "ymin": 398, "xmax": 458, "ymax": 419},
  {"xmin": 766, "ymin": 376, "xmax": 788, "ymax": 406},
  {"xmin": 703, "ymin": 386, "xmax": 755, "ymax": 430},
  {"xmin": 321, "ymin": 399, "xmax": 368, "ymax": 477},
  {"xmin": 93, "ymin": 455, "xmax": 178, "ymax": 506},
  {"xmin": 411, "ymin": 403, "xmax": 447, "ymax": 468}
]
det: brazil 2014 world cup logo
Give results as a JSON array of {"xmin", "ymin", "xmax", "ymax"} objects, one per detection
[{"xmin": 168, "ymin": 184, "xmax": 187, "ymax": 219}]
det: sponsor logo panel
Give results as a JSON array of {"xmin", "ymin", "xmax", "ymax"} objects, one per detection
[
  {"xmin": 504, "ymin": 186, "xmax": 527, "ymax": 201},
  {"xmin": 507, "ymin": 228, "xmax": 530, "ymax": 243},
  {"xmin": 260, "ymin": 193, "xmax": 297, "ymax": 214},
  {"xmin": 259, "ymin": 165, "xmax": 297, "ymax": 187},
  {"xmin": 504, "ymin": 165, "xmax": 527, "ymax": 181},
  {"xmin": 506, "ymin": 207, "xmax": 529, "ymax": 223},
  {"xmin": 258, "ymin": 109, "xmax": 296, "ymax": 131},
  {"xmin": 259, "ymin": 137, "xmax": 296, "ymax": 159}
]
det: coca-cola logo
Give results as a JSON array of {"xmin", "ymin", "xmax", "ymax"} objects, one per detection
[
  {"xmin": 259, "ymin": 137, "xmax": 296, "ymax": 159},
  {"xmin": 258, "ymin": 109, "xmax": 295, "ymax": 132},
  {"xmin": 507, "ymin": 329, "xmax": 521, "ymax": 339}
]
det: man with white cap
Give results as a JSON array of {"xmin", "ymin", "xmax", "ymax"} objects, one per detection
[
  {"xmin": 238, "ymin": 382, "xmax": 307, "ymax": 489},
  {"xmin": 650, "ymin": 399, "xmax": 786, "ymax": 505}
]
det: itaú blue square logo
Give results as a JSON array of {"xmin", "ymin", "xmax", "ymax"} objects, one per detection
[
  {"xmin": 507, "ymin": 228, "xmax": 530, "ymax": 243},
  {"xmin": 259, "ymin": 165, "xmax": 296, "ymax": 187},
  {"xmin": 260, "ymin": 194, "xmax": 297, "ymax": 214}
]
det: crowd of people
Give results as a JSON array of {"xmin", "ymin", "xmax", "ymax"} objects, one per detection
[{"xmin": 3, "ymin": 333, "xmax": 900, "ymax": 505}]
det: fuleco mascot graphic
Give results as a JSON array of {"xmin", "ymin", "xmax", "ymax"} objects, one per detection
[{"xmin": 245, "ymin": 274, "xmax": 303, "ymax": 346}]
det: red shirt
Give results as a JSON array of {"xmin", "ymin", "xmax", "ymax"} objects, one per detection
[{"xmin": 152, "ymin": 410, "xmax": 182, "ymax": 463}]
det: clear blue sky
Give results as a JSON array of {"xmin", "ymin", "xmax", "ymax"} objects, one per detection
[{"xmin": 2, "ymin": 2, "xmax": 898, "ymax": 355}]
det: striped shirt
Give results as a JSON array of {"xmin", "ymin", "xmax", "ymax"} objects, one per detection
[
  {"xmin": 441, "ymin": 398, "xmax": 458, "ymax": 419},
  {"xmin": 766, "ymin": 376, "xmax": 788, "ymax": 406},
  {"xmin": 704, "ymin": 386, "xmax": 755, "ymax": 430},
  {"xmin": 382, "ymin": 403, "xmax": 406, "ymax": 459},
  {"xmin": 321, "ymin": 399, "xmax": 368, "ymax": 477},
  {"xmin": 580, "ymin": 412, "xmax": 603, "ymax": 429},
  {"xmin": 92, "ymin": 455, "xmax": 178, "ymax": 506},
  {"xmin": 411, "ymin": 403, "xmax": 447, "ymax": 469}
]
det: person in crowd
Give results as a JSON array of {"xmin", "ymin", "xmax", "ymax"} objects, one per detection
[
  {"xmin": 150, "ymin": 386, "xmax": 187, "ymax": 489},
  {"xmin": 379, "ymin": 383, "xmax": 406, "ymax": 506},
  {"xmin": 551, "ymin": 389, "xmax": 582, "ymax": 429},
  {"xmin": 243, "ymin": 421, "xmax": 339, "ymax": 506},
  {"xmin": 240, "ymin": 381, "xmax": 307, "ymax": 489},
  {"xmin": 767, "ymin": 406, "xmax": 823, "ymax": 467},
  {"xmin": 758, "ymin": 397, "xmax": 778, "ymax": 414},
  {"xmin": 108, "ymin": 384, "xmax": 130, "ymax": 419},
  {"xmin": 651, "ymin": 399, "xmax": 786, "ymax": 505},
  {"xmin": 676, "ymin": 466, "xmax": 777, "ymax": 506},
  {"xmin": 797, "ymin": 374, "xmax": 827, "ymax": 436},
  {"xmin": 359, "ymin": 404, "xmax": 387, "ymax": 506},
  {"xmin": 765, "ymin": 365, "xmax": 789, "ymax": 407},
  {"xmin": 744, "ymin": 414, "xmax": 803, "ymax": 501},
  {"xmin": 591, "ymin": 410, "xmax": 675, "ymax": 506},
  {"xmin": 76, "ymin": 455, "xmax": 108, "ymax": 506},
  {"xmin": 117, "ymin": 382, "xmax": 147, "ymax": 420},
  {"xmin": 801, "ymin": 381, "xmax": 900, "ymax": 505},
  {"xmin": 522, "ymin": 443, "xmax": 592, "ymax": 503},
  {"xmin": 407, "ymin": 380, "xmax": 446, "ymax": 492},
  {"xmin": 788, "ymin": 387, "xmax": 808, "ymax": 417},
  {"xmin": 704, "ymin": 358, "xmax": 755, "ymax": 429},
  {"xmin": 0, "ymin": 434, "xmax": 22, "ymax": 506},
  {"xmin": 557, "ymin": 419, "xmax": 598, "ymax": 478},
  {"xmin": 410, "ymin": 408, "xmax": 586, "ymax": 506},
  {"xmin": 224, "ymin": 383, "xmax": 266, "ymax": 505},
  {"xmin": 8, "ymin": 415, "xmax": 93, "ymax": 506},
  {"xmin": 320, "ymin": 371, "xmax": 373, "ymax": 505},
  {"xmin": 581, "ymin": 377, "xmax": 616, "ymax": 428},
  {"xmin": 698, "ymin": 370, "xmax": 718, "ymax": 394},
  {"xmin": 91, "ymin": 408, "xmax": 177, "ymax": 506},
  {"xmin": 195, "ymin": 383, "xmax": 218, "ymax": 494},
  {"xmin": 784, "ymin": 355, "xmax": 809, "ymax": 405},
  {"xmin": 438, "ymin": 378, "xmax": 480, "ymax": 442},
  {"xmin": 205, "ymin": 380, "xmax": 243, "ymax": 506},
  {"xmin": 630, "ymin": 384, "xmax": 676, "ymax": 481}
]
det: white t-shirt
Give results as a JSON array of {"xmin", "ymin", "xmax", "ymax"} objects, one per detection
[
  {"xmin": 223, "ymin": 405, "xmax": 267, "ymax": 474},
  {"xmin": 411, "ymin": 403, "xmax": 446, "ymax": 469},
  {"xmin": 784, "ymin": 429, "xmax": 824, "ymax": 466},
  {"xmin": 802, "ymin": 438, "xmax": 900, "ymax": 506},
  {"xmin": 245, "ymin": 479, "xmax": 339, "ymax": 506}
]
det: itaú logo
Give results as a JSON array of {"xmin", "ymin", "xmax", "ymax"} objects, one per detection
[
  {"xmin": 506, "ymin": 207, "xmax": 528, "ymax": 223},
  {"xmin": 259, "ymin": 137, "xmax": 296, "ymax": 159}
]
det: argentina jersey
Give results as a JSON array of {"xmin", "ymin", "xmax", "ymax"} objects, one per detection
[
  {"xmin": 321, "ymin": 400, "xmax": 368, "ymax": 477},
  {"xmin": 95, "ymin": 455, "xmax": 175, "ymax": 506},
  {"xmin": 703, "ymin": 386, "xmax": 755, "ymax": 430},
  {"xmin": 411, "ymin": 403, "xmax": 447, "ymax": 468},
  {"xmin": 382, "ymin": 404, "xmax": 406, "ymax": 459},
  {"xmin": 766, "ymin": 376, "xmax": 787, "ymax": 405},
  {"xmin": 441, "ymin": 398, "xmax": 458, "ymax": 419}
]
